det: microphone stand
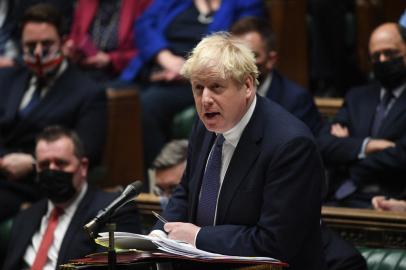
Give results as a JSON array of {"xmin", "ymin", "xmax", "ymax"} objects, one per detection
[{"xmin": 107, "ymin": 221, "xmax": 117, "ymax": 270}]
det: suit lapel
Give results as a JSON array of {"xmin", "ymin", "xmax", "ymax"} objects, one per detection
[
  {"xmin": 4, "ymin": 71, "xmax": 30, "ymax": 121},
  {"xmin": 14, "ymin": 201, "xmax": 48, "ymax": 266},
  {"xmin": 57, "ymin": 188, "xmax": 94, "ymax": 266},
  {"xmin": 190, "ymin": 131, "xmax": 216, "ymax": 221},
  {"xmin": 361, "ymin": 86, "xmax": 380, "ymax": 136},
  {"xmin": 216, "ymin": 98, "xmax": 263, "ymax": 224},
  {"xmin": 379, "ymin": 86, "xmax": 406, "ymax": 136}
]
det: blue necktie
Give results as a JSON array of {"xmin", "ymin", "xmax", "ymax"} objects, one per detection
[
  {"xmin": 19, "ymin": 82, "xmax": 43, "ymax": 118},
  {"xmin": 196, "ymin": 134, "xmax": 225, "ymax": 226},
  {"xmin": 371, "ymin": 90, "xmax": 394, "ymax": 137}
]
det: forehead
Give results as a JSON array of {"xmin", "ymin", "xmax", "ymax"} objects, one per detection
[
  {"xmin": 36, "ymin": 137, "xmax": 75, "ymax": 160},
  {"xmin": 369, "ymin": 26, "xmax": 404, "ymax": 53},
  {"xmin": 22, "ymin": 22, "xmax": 59, "ymax": 41}
]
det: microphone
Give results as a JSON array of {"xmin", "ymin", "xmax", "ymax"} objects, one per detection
[{"xmin": 84, "ymin": 180, "xmax": 143, "ymax": 238}]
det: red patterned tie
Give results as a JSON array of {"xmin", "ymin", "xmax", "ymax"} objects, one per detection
[{"xmin": 31, "ymin": 207, "xmax": 62, "ymax": 270}]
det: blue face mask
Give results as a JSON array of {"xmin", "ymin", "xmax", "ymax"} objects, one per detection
[{"xmin": 37, "ymin": 169, "xmax": 77, "ymax": 204}]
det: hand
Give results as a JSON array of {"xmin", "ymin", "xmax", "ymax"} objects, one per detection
[
  {"xmin": 164, "ymin": 222, "xmax": 200, "ymax": 246},
  {"xmin": 330, "ymin": 123, "xmax": 349, "ymax": 138},
  {"xmin": 365, "ymin": 139, "xmax": 395, "ymax": 155},
  {"xmin": 0, "ymin": 153, "xmax": 35, "ymax": 180},
  {"xmin": 156, "ymin": 50, "xmax": 185, "ymax": 75},
  {"xmin": 0, "ymin": 56, "xmax": 15, "ymax": 68},
  {"xmin": 372, "ymin": 196, "xmax": 406, "ymax": 212},
  {"xmin": 83, "ymin": 52, "xmax": 111, "ymax": 68},
  {"xmin": 149, "ymin": 69, "xmax": 183, "ymax": 82}
]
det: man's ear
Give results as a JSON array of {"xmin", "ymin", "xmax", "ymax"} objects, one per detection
[
  {"xmin": 79, "ymin": 157, "xmax": 89, "ymax": 178},
  {"xmin": 266, "ymin": 51, "xmax": 278, "ymax": 70},
  {"xmin": 244, "ymin": 76, "xmax": 254, "ymax": 98}
]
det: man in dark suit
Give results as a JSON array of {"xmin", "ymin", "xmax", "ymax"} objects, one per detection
[
  {"xmin": 151, "ymin": 33, "xmax": 327, "ymax": 270},
  {"xmin": 0, "ymin": 4, "xmax": 106, "ymax": 221},
  {"xmin": 3, "ymin": 126, "xmax": 141, "ymax": 270},
  {"xmin": 318, "ymin": 23, "xmax": 406, "ymax": 208},
  {"xmin": 231, "ymin": 17, "xmax": 322, "ymax": 135}
]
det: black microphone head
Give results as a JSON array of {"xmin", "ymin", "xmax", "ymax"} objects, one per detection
[{"xmin": 123, "ymin": 180, "xmax": 143, "ymax": 197}]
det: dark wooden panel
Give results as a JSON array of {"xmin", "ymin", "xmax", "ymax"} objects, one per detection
[
  {"xmin": 266, "ymin": 0, "xmax": 308, "ymax": 88},
  {"xmin": 101, "ymin": 89, "xmax": 144, "ymax": 188}
]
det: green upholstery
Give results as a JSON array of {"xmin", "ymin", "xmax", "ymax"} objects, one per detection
[
  {"xmin": 0, "ymin": 218, "xmax": 13, "ymax": 267},
  {"xmin": 358, "ymin": 247, "xmax": 406, "ymax": 270},
  {"xmin": 171, "ymin": 106, "xmax": 196, "ymax": 139}
]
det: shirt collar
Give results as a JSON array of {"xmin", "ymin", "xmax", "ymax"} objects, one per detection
[
  {"xmin": 257, "ymin": 73, "xmax": 272, "ymax": 97},
  {"xmin": 381, "ymin": 81, "xmax": 406, "ymax": 99},
  {"xmin": 222, "ymin": 95, "xmax": 257, "ymax": 148}
]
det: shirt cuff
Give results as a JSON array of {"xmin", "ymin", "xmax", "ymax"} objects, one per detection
[
  {"xmin": 358, "ymin": 137, "xmax": 370, "ymax": 159},
  {"xmin": 193, "ymin": 227, "xmax": 201, "ymax": 247}
]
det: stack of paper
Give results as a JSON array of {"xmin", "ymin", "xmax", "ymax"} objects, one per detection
[{"xmin": 95, "ymin": 232, "xmax": 280, "ymax": 263}]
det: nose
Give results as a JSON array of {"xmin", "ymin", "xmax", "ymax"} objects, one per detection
[
  {"xmin": 201, "ymin": 87, "xmax": 213, "ymax": 105},
  {"xmin": 379, "ymin": 53, "xmax": 387, "ymax": 62},
  {"xmin": 49, "ymin": 162, "xmax": 58, "ymax": 170},
  {"xmin": 34, "ymin": 43, "xmax": 43, "ymax": 56}
]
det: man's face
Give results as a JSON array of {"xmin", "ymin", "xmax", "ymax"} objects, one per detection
[
  {"xmin": 369, "ymin": 25, "xmax": 406, "ymax": 64},
  {"xmin": 21, "ymin": 22, "xmax": 63, "ymax": 76},
  {"xmin": 191, "ymin": 72, "xmax": 254, "ymax": 133},
  {"xmin": 237, "ymin": 31, "xmax": 276, "ymax": 84},
  {"xmin": 36, "ymin": 137, "xmax": 88, "ymax": 192},
  {"xmin": 155, "ymin": 161, "xmax": 185, "ymax": 197}
]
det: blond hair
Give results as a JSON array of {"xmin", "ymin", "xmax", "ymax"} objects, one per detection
[{"xmin": 181, "ymin": 32, "xmax": 259, "ymax": 87}]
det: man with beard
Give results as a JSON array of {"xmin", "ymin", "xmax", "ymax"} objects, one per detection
[
  {"xmin": 0, "ymin": 4, "xmax": 106, "ymax": 221},
  {"xmin": 318, "ymin": 23, "xmax": 406, "ymax": 208},
  {"xmin": 3, "ymin": 126, "xmax": 141, "ymax": 270}
]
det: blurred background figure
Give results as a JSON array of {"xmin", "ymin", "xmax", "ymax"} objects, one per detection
[
  {"xmin": 0, "ymin": 3, "xmax": 107, "ymax": 222},
  {"xmin": 2, "ymin": 126, "xmax": 141, "ymax": 270},
  {"xmin": 231, "ymin": 17, "xmax": 322, "ymax": 136},
  {"xmin": 64, "ymin": 0, "xmax": 150, "ymax": 83},
  {"xmin": 149, "ymin": 139, "xmax": 188, "ymax": 209}
]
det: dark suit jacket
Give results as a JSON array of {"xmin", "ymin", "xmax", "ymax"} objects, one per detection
[
  {"xmin": 0, "ymin": 64, "xmax": 107, "ymax": 165},
  {"xmin": 266, "ymin": 70, "xmax": 322, "ymax": 135},
  {"xmin": 157, "ymin": 96, "xmax": 327, "ymax": 270},
  {"xmin": 318, "ymin": 83, "xmax": 406, "ymax": 198},
  {"xmin": 3, "ymin": 187, "xmax": 142, "ymax": 270}
]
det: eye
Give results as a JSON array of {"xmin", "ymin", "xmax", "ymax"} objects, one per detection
[{"xmin": 192, "ymin": 84, "xmax": 204, "ymax": 95}]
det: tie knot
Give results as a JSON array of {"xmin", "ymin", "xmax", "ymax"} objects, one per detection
[
  {"xmin": 50, "ymin": 207, "xmax": 63, "ymax": 220},
  {"xmin": 216, "ymin": 134, "xmax": 225, "ymax": 147}
]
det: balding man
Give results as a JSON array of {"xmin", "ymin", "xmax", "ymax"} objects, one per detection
[{"xmin": 318, "ymin": 23, "xmax": 406, "ymax": 208}]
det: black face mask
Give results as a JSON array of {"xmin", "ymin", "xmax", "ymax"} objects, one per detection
[
  {"xmin": 373, "ymin": 56, "xmax": 406, "ymax": 90},
  {"xmin": 37, "ymin": 169, "xmax": 77, "ymax": 204}
]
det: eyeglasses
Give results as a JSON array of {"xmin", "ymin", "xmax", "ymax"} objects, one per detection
[{"xmin": 370, "ymin": 49, "xmax": 402, "ymax": 63}]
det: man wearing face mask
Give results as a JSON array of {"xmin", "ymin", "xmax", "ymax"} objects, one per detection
[
  {"xmin": 0, "ymin": 4, "xmax": 106, "ymax": 221},
  {"xmin": 3, "ymin": 126, "xmax": 142, "ymax": 270},
  {"xmin": 318, "ymin": 23, "xmax": 406, "ymax": 208}
]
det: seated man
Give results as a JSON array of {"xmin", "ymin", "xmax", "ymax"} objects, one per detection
[
  {"xmin": 318, "ymin": 23, "xmax": 406, "ymax": 208},
  {"xmin": 152, "ymin": 32, "xmax": 327, "ymax": 270},
  {"xmin": 150, "ymin": 139, "xmax": 188, "ymax": 208},
  {"xmin": 231, "ymin": 17, "xmax": 322, "ymax": 135},
  {"xmin": 3, "ymin": 126, "xmax": 141, "ymax": 270},
  {"xmin": 0, "ymin": 3, "xmax": 107, "ymax": 221}
]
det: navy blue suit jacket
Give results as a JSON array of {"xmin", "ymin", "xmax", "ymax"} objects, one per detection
[
  {"xmin": 157, "ymin": 96, "xmax": 327, "ymax": 270},
  {"xmin": 0, "ymin": 64, "xmax": 107, "ymax": 165},
  {"xmin": 3, "ymin": 187, "xmax": 142, "ymax": 270},
  {"xmin": 318, "ymin": 83, "xmax": 406, "ymax": 197},
  {"xmin": 266, "ymin": 70, "xmax": 322, "ymax": 135}
]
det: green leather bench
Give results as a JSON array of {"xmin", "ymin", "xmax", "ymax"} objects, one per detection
[{"xmin": 359, "ymin": 247, "xmax": 406, "ymax": 270}]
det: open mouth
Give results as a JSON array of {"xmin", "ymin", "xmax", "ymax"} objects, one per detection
[{"xmin": 205, "ymin": 112, "xmax": 220, "ymax": 119}]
